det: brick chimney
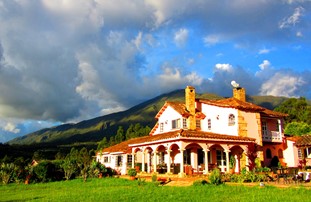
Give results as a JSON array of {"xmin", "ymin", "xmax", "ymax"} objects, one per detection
[
  {"xmin": 233, "ymin": 87, "xmax": 246, "ymax": 102},
  {"xmin": 185, "ymin": 86, "xmax": 196, "ymax": 130}
]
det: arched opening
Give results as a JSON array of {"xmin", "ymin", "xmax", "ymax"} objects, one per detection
[{"xmin": 266, "ymin": 148, "xmax": 272, "ymax": 159}]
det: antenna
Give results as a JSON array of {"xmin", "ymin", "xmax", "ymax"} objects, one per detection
[{"xmin": 231, "ymin": 80, "xmax": 239, "ymax": 88}]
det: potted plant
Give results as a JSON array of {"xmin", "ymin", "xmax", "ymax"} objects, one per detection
[
  {"xmin": 229, "ymin": 155, "xmax": 235, "ymax": 173},
  {"xmin": 127, "ymin": 168, "xmax": 137, "ymax": 180}
]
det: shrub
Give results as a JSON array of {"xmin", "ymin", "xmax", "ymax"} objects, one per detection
[
  {"xmin": 208, "ymin": 168, "xmax": 222, "ymax": 185},
  {"xmin": 127, "ymin": 168, "xmax": 137, "ymax": 177},
  {"xmin": 137, "ymin": 177, "xmax": 146, "ymax": 186},
  {"xmin": 151, "ymin": 173, "xmax": 157, "ymax": 182},
  {"xmin": 193, "ymin": 179, "xmax": 208, "ymax": 186},
  {"xmin": 0, "ymin": 163, "xmax": 15, "ymax": 184}
]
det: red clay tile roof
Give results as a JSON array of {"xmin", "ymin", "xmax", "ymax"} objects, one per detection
[
  {"xmin": 199, "ymin": 98, "xmax": 264, "ymax": 112},
  {"xmin": 155, "ymin": 101, "xmax": 190, "ymax": 118},
  {"xmin": 100, "ymin": 130, "xmax": 256, "ymax": 154},
  {"xmin": 100, "ymin": 137, "xmax": 147, "ymax": 153},
  {"xmin": 295, "ymin": 135, "xmax": 311, "ymax": 147},
  {"xmin": 260, "ymin": 108, "xmax": 288, "ymax": 118}
]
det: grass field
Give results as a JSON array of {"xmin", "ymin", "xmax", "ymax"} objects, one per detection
[{"xmin": 0, "ymin": 178, "xmax": 310, "ymax": 202}]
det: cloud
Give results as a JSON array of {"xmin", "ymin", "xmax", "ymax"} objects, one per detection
[
  {"xmin": 174, "ymin": 28, "xmax": 189, "ymax": 47},
  {"xmin": 2, "ymin": 122, "xmax": 20, "ymax": 134},
  {"xmin": 259, "ymin": 60, "xmax": 272, "ymax": 70},
  {"xmin": 279, "ymin": 6, "xmax": 304, "ymax": 29},
  {"xmin": 0, "ymin": 0, "xmax": 310, "ymax": 142},
  {"xmin": 259, "ymin": 72, "xmax": 307, "ymax": 97},
  {"xmin": 258, "ymin": 48, "xmax": 272, "ymax": 55},
  {"xmin": 204, "ymin": 35, "xmax": 221, "ymax": 46},
  {"xmin": 215, "ymin": 64, "xmax": 233, "ymax": 72}
]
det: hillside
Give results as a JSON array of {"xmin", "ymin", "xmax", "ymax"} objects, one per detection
[{"xmin": 8, "ymin": 89, "xmax": 288, "ymax": 146}]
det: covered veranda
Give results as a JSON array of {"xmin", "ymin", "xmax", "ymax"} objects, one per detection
[{"xmin": 128, "ymin": 130, "xmax": 256, "ymax": 176}]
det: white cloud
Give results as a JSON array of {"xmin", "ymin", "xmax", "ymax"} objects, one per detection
[
  {"xmin": 259, "ymin": 60, "xmax": 271, "ymax": 70},
  {"xmin": 174, "ymin": 28, "xmax": 189, "ymax": 47},
  {"xmin": 260, "ymin": 72, "xmax": 306, "ymax": 97},
  {"xmin": 215, "ymin": 64, "xmax": 233, "ymax": 72},
  {"xmin": 3, "ymin": 122, "xmax": 20, "ymax": 134},
  {"xmin": 204, "ymin": 35, "xmax": 221, "ymax": 46},
  {"xmin": 258, "ymin": 48, "xmax": 271, "ymax": 55},
  {"xmin": 279, "ymin": 6, "xmax": 304, "ymax": 29}
]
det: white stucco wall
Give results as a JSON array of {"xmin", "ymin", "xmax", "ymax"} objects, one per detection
[
  {"xmin": 283, "ymin": 140, "xmax": 299, "ymax": 167},
  {"xmin": 200, "ymin": 104, "xmax": 238, "ymax": 136},
  {"xmin": 96, "ymin": 153, "xmax": 128, "ymax": 175},
  {"xmin": 155, "ymin": 106, "xmax": 183, "ymax": 134}
]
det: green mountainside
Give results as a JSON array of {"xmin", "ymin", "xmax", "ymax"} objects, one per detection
[{"xmin": 8, "ymin": 89, "xmax": 289, "ymax": 146}]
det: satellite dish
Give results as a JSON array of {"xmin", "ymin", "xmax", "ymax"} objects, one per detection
[{"xmin": 231, "ymin": 80, "xmax": 239, "ymax": 88}]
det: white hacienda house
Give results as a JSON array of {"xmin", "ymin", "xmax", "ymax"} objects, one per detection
[{"xmin": 96, "ymin": 86, "xmax": 299, "ymax": 176}]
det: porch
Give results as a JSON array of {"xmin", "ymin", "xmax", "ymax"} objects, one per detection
[{"xmin": 129, "ymin": 139, "xmax": 253, "ymax": 177}]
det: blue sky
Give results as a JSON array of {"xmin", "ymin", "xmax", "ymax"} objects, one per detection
[{"xmin": 0, "ymin": 0, "xmax": 310, "ymax": 143}]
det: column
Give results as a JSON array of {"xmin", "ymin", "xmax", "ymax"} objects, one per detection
[
  {"xmin": 131, "ymin": 152, "xmax": 135, "ymax": 169},
  {"xmin": 179, "ymin": 149, "xmax": 185, "ymax": 176},
  {"xmin": 225, "ymin": 150, "xmax": 230, "ymax": 173},
  {"xmin": 245, "ymin": 153, "xmax": 249, "ymax": 171},
  {"xmin": 204, "ymin": 149, "xmax": 209, "ymax": 174},
  {"xmin": 147, "ymin": 152, "xmax": 151, "ymax": 173},
  {"xmin": 153, "ymin": 151, "xmax": 157, "ymax": 173},
  {"xmin": 167, "ymin": 149, "xmax": 171, "ymax": 174},
  {"xmin": 141, "ymin": 152, "xmax": 145, "ymax": 173},
  {"xmin": 234, "ymin": 155, "xmax": 239, "ymax": 173},
  {"xmin": 191, "ymin": 148, "xmax": 198, "ymax": 172}
]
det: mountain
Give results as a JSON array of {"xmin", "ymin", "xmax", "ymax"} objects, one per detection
[{"xmin": 8, "ymin": 89, "xmax": 288, "ymax": 146}]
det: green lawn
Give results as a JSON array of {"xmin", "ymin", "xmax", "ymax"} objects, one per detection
[{"xmin": 0, "ymin": 178, "xmax": 310, "ymax": 202}]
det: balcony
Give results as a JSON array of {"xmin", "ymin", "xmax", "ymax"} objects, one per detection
[{"xmin": 262, "ymin": 131, "xmax": 283, "ymax": 143}]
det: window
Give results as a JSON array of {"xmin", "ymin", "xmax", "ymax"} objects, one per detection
[
  {"xmin": 278, "ymin": 149, "xmax": 283, "ymax": 158},
  {"xmin": 266, "ymin": 148, "xmax": 272, "ymax": 159},
  {"xmin": 103, "ymin": 156, "xmax": 110, "ymax": 163},
  {"xmin": 228, "ymin": 114, "xmax": 235, "ymax": 126},
  {"xmin": 172, "ymin": 119, "xmax": 181, "ymax": 129},
  {"xmin": 115, "ymin": 155, "xmax": 123, "ymax": 167},
  {"xmin": 207, "ymin": 119, "xmax": 211, "ymax": 130},
  {"xmin": 127, "ymin": 154, "xmax": 132, "ymax": 165},
  {"xmin": 160, "ymin": 123, "xmax": 164, "ymax": 132},
  {"xmin": 182, "ymin": 118, "xmax": 187, "ymax": 129},
  {"xmin": 196, "ymin": 119, "xmax": 201, "ymax": 129},
  {"xmin": 262, "ymin": 121, "xmax": 268, "ymax": 136}
]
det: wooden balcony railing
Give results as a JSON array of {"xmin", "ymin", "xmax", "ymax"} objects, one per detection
[{"xmin": 262, "ymin": 131, "xmax": 283, "ymax": 142}]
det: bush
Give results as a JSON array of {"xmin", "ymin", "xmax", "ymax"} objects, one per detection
[
  {"xmin": 151, "ymin": 173, "xmax": 157, "ymax": 182},
  {"xmin": 127, "ymin": 168, "xmax": 137, "ymax": 177},
  {"xmin": 208, "ymin": 168, "xmax": 222, "ymax": 185},
  {"xmin": 32, "ymin": 161, "xmax": 60, "ymax": 183},
  {"xmin": 137, "ymin": 177, "xmax": 146, "ymax": 186},
  {"xmin": 193, "ymin": 179, "xmax": 208, "ymax": 186}
]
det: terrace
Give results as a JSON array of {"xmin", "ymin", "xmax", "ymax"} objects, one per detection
[{"xmin": 262, "ymin": 131, "xmax": 283, "ymax": 143}]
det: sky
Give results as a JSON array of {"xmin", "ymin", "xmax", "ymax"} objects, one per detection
[{"xmin": 0, "ymin": 0, "xmax": 311, "ymax": 143}]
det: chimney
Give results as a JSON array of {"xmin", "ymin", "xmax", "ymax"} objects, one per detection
[
  {"xmin": 233, "ymin": 87, "xmax": 246, "ymax": 102},
  {"xmin": 185, "ymin": 86, "xmax": 196, "ymax": 130}
]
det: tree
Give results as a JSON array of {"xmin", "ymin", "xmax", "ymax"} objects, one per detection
[
  {"xmin": 78, "ymin": 147, "xmax": 92, "ymax": 182},
  {"xmin": 0, "ymin": 163, "xmax": 15, "ymax": 184},
  {"xmin": 285, "ymin": 122, "xmax": 311, "ymax": 136},
  {"xmin": 275, "ymin": 97, "xmax": 311, "ymax": 125},
  {"xmin": 115, "ymin": 126, "xmax": 125, "ymax": 144},
  {"xmin": 126, "ymin": 124, "xmax": 135, "ymax": 140},
  {"xmin": 97, "ymin": 137, "xmax": 108, "ymax": 150},
  {"xmin": 61, "ymin": 148, "xmax": 79, "ymax": 180}
]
